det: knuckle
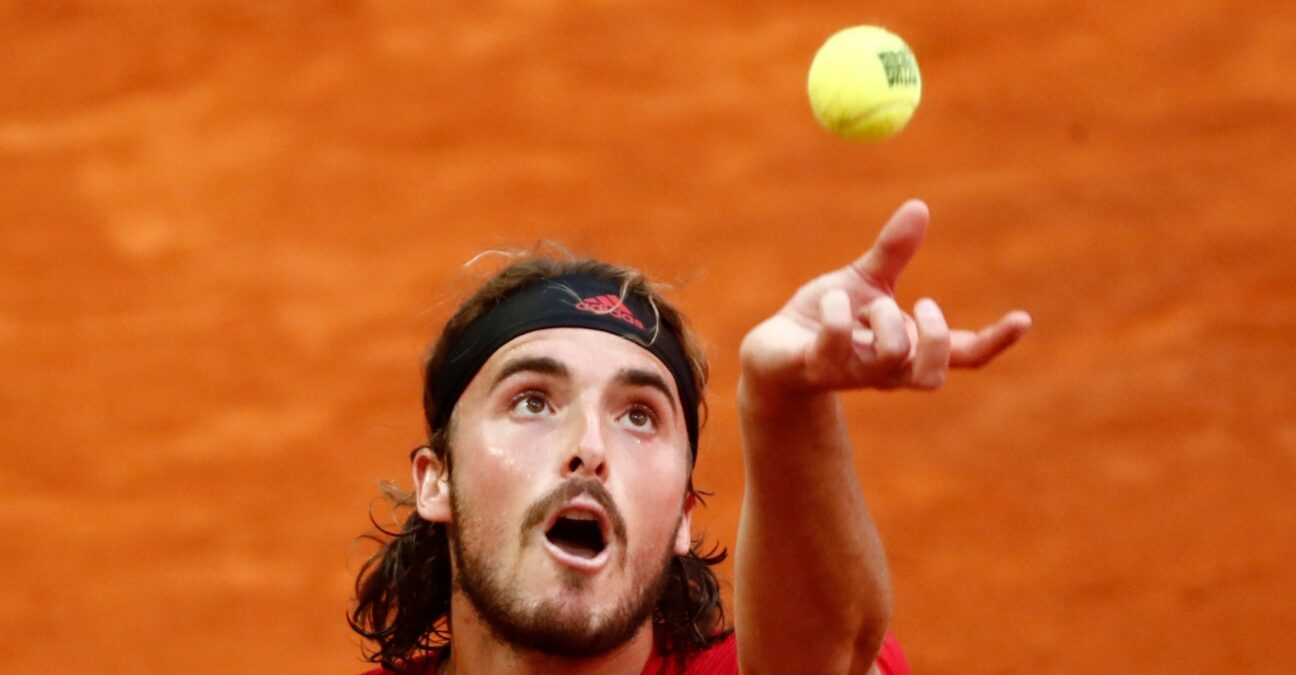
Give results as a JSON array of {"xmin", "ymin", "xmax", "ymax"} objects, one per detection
[
  {"xmin": 916, "ymin": 371, "xmax": 947, "ymax": 390},
  {"xmin": 876, "ymin": 347, "xmax": 907, "ymax": 367},
  {"xmin": 926, "ymin": 326, "xmax": 950, "ymax": 343}
]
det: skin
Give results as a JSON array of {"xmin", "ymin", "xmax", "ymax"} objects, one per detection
[
  {"xmin": 411, "ymin": 198, "xmax": 1030, "ymax": 674},
  {"xmin": 735, "ymin": 199, "xmax": 1030, "ymax": 674},
  {"xmin": 412, "ymin": 329, "xmax": 695, "ymax": 675}
]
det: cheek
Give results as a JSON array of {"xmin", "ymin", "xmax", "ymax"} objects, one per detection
[
  {"xmin": 451, "ymin": 420, "xmax": 550, "ymax": 528},
  {"xmin": 619, "ymin": 454, "xmax": 690, "ymax": 547},
  {"xmin": 473, "ymin": 413, "xmax": 559, "ymax": 474}
]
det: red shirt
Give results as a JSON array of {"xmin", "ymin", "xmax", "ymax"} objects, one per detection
[
  {"xmin": 641, "ymin": 632, "xmax": 909, "ymax": 674},
  {"xmin": 363, "ymin": 632, "xmax": 909, "ymax": 674}
]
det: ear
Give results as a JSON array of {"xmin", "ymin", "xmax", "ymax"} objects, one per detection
[
  {"xmin": 412, "ymin": 446, "xmax": 452, "ymax": 523},
  {"xmin": 673, "ymin": 492, "xmax": 695, "ymax": 556}
]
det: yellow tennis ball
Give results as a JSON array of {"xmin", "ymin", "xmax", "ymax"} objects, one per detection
[{"xmin": 807, "ymin": 25, "xmax": 922, "ymax": 142}]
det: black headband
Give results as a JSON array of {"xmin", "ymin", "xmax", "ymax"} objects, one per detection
[{"xmin": 430, "ymin": 275, "xmax": 700, "ymax": 456}]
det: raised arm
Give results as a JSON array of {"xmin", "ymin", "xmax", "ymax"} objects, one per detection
[{"xmin": 733, "ymin": 200, "xmax": 1031, "ymax": 674}]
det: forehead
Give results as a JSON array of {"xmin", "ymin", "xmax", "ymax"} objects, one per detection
[{"xmin": 476, "ymin": 327, "xmax": 676, "ymax": 392}]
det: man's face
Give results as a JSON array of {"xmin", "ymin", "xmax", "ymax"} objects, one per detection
[{"xmin": 429, "ymin": 328, "xmax": 694, "ymax": 656}]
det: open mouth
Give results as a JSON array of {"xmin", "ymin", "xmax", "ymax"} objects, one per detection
[{"xmin": 544, "ymin": 510, "xmax": 607, "ymax": 560}]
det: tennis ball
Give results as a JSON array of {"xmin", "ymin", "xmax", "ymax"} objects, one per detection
[{"xmin": 807, "ymin": 26, "xmax": 922, "ymax": 142}]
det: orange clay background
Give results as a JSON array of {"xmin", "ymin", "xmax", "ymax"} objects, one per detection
[{"xmin": 3, "ymin": 2, "xmax": 1294, "ymax": 673}]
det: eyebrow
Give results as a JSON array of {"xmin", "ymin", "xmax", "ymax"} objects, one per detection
[
  {"xmin": 490, "ymin": 356, "xmax": 570, "ymax": 392},
  {"xmin": 615, "ymin": 367, "xmax": 678, "ymax": 410}
]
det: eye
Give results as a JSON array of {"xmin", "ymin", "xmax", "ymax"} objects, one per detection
[
  {"xmin": 620, "ymin": 404, "xmax": 658, "ymax": 432},
  {"xmin": 510, "ymin": 391, "xmax": 551, "ymax": 417}
]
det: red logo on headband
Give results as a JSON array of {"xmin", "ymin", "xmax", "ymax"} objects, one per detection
[{"xmin": 574, "ymin": 295, "xmax": 645, "ymax": 329}]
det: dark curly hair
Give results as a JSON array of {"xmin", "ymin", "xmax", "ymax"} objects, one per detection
[{"xmin": 349, "ymin": 253, "xmax": 728, "ymax": 673}]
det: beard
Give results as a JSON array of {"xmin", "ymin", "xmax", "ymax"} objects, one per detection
[{"xmin": 449, "ymin": 477, "xmax": 678, "ymax": 658}]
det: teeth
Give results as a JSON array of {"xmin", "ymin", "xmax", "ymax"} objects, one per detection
[{"xmin": 563, "ymin": 510, "xmax": 597, "ymax": 522}]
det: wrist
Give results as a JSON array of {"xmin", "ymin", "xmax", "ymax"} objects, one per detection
[{"xmin": 738, "ymin": 372, "xmax": 838, "ymax": 421}]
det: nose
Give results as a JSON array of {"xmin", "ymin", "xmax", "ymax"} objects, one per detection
[{"xmin": 564, "ymin": 400, "xmax": 607, "ymax": 480}]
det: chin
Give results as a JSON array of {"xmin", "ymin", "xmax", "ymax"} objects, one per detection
[
  {"xmin": 512, "ymin": 597, "xmax": 648, "ymax": 659},
  {"xmin": 464, "ymin": 566, "xmax": 662, "ymax": 659}
]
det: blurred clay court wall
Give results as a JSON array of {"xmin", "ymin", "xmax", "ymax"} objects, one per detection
[{"xmin": 2, "ymin": 2, "xmax": 1293, "ymax": 672}]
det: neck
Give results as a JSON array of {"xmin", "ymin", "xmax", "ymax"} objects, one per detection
[{"xmin": 442, "ymin": 591, "xmax": 655, "ymax": 675}]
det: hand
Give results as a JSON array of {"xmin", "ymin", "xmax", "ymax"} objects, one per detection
[{"xmin": 740, "ymin": 199, "xmax": 1031, "ymax": 393}]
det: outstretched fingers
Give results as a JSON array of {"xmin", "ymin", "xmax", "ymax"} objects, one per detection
[{"xmin": 949, "ymin": 310, "xmax": 1033, "ymax": 369}]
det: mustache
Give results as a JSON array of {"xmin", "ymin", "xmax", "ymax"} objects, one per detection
[{"xmin": 521, "ymin": 477, "xmax": 628, "ymax": 546}]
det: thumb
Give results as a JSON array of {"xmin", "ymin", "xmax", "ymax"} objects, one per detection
[{"xmin": 850, "ymin": 199, "xmax": 929, "ymax": 292}]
